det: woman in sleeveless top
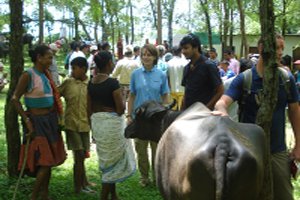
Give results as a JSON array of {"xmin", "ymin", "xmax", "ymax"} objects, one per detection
[
  {"xmin": 12, "ymin": 44, "xmax": 66, "ymax": 200},
  {"xmin": 87, "ymin": 51, "xmax": 135, "ymax": 200}
]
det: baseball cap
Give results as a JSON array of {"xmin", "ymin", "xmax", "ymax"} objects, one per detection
[{"xmin": 90, "ymin": 45, "xmax": 98, "ymax": 52}]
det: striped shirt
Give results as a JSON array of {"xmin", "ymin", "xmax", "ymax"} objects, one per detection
[{"xmin": 24, "ymin": 68, "xmax": 54, "ymax": 109}]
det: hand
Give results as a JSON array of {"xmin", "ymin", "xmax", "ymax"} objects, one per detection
[
  {"xmin": 290, "ymin": 146, "xmax": 300, "ymax": 162},
  {"xmin": 25, "ymin": 119, "xmax": 34, "ymax": 140},
  {"xmin": 126, "ymin": 116, "xmax": 133, "ymax": 125},
  {"xmin": 211, "ymin": 110, "xmax": 228, "ymax": 116}
]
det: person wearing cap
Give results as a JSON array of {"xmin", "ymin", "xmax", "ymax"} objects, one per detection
[
  {"xmin": 208, "ymin": 47, "xmax": 219, "ymax": 66},
  {"xmin": 0, "ymin": 62, "xmax": 8, "ymax": 92},
  {"xmin": 112, "ymin": 45, "xmax": 140, "ymax": 104},
  {"xmin": 49, "ymin": 43, "xmax": 60, "ymax": 86}
]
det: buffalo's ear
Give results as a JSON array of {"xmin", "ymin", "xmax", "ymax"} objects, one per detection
[{"xmin": 148, "ymin": 109, "xmax": 168, "ymax": 119}]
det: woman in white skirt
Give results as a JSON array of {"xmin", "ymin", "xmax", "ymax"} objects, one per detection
[{"xmin": 87, "ymin": 51, "xmax": 136, "ymax": 200}]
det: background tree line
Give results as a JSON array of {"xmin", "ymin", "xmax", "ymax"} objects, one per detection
[{"xmin": 1, "ymin": 0, "xmax": 300, "ymax": 57}]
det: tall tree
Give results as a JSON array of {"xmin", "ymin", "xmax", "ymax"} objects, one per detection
[
  {"xmin": 5, "ymin": 0, "xmax": 23, "ymax": 177},
  {"xmin": 149, "ymin": 0, "xmax": 158, "ymax": 29},
  {"xmin": 38, "ymin": 0, "xmax": 44, "ymax": 43},
  {"xmin": 128, "ymin": 0, "xmax": 135, "ymax": 44},
  {"xmin": 162, "ymin": 0, "xmax": 176, "ymax": 48},
  {"xmin": 222, "ymin": 0, "xmax": 229, "ymax": 49},
  {"xmin": 157, "ymin": 0, "xmax": 162, "ymax": 44},
  {"xmin": 237, "ymin": 0, "xmax": 248, "ymax": 57},
  {"xmin": 199, "ymin": 0, "xmax": 213, "ymax": 49},
  {"xmin": 256, "ymin": 0, "xmax": 277, "ymax": 199}
]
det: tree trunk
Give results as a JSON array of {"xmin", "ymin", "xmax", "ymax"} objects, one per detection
[
  {"xmin": 6, "ymin": 0, "xmax": 23, "ymax": 177},
  {"xmin": 73, "ymin": 9, "xmax": 80, "ymax": 41},
  {"xmin": 129, "ymin": 0, "xmax": 135, "ymax": 44},
  {"xmin": 223, "ymin": 0, "xmax": 229, "ymax": 48},
  {"xmin": 237, "ymin": 0, "xmax": 248, "ymax": 58},
  {"xmin": 281, "ymin": 0, "xmax": 287, "ymax": 36},
  {"xmin": 149, "ymin": 0, "xmax": 157, "ymax": 29},
  {"xmin": 38, "ymin": 0, "xmax": 44, "ymax": 44},
  {"xmin": 78, "ymin": 18, "xmax": 92, "ymax": 41},
  {"xmin": 111, "ymin": 16, "xmax": 115, "ymax": 53},
  {"xmin": 94, "ymin": 21, "xmax": 99, "ymax": 43},
  {"xmin": 101, "ymin": 0, "xmax": 108, "ymax": 41},
  {"xmin": 217, "ymin": 1, "xmax": 224, "ymax": 59},
  {"xmin": 165, "ymin": 0, "xmax": 176, "ymax": 48},
  {"xmin": 157, "ymin": 0, "xmax": 162, "ymax": 45},
  {"xmin": 229, "ymin": 8, "xmax": 234, "ymax": 49},
  {"xmin": 256, "ymin": 0, "xmax": 277, "ymax": 199},
  {"xmin": 199, "ymin": 0, "xmax": 213, "ymax": 49}
]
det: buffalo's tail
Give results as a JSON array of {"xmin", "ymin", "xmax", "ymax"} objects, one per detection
[{"xmin": 214, "ymin": 142, "xmax": 228, "ymax": 200}]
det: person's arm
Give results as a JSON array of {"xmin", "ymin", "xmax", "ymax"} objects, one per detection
[
  {"xmin": 11, "ymin": 72, "xmax": 34, "ymax": 135},
  {"xmin": 288, "ymin": 102, "xmax": 300, "ymax": 162},
  {"xmin": 213, "ymin": 94, "xmax": 234, "ymax": 116},
  {"xmin": 161, "ymin": 93, "xmax": 170, "ymax": 105},
  {"xmin": 111, "ymin": 63, "xmax": 121, "ymax": 79},
  {"xmin": 206, "ymin": 84, "xmax": 224, "ymax": 110},
  {"xmin": 127, "ymin": 93, "xmax": 136, "ymax": 124},
  {"xmin": 113, "ymin": 88, "xmax": 125, "ymax": 116},
  {"xmin": 87, "ymin": 92, "xmax": 92, "ymax": 126}
]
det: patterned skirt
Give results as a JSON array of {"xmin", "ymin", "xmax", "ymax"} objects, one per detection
[
  {"xmin": 18, "ymin": 111, "xmax": 67, "ymax": 176},
  {"xmin": 91, "ymin": 112, "xmax": 136, "ymax": 183}
]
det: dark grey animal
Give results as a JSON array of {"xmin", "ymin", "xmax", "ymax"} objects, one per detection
[{"xmin": 125, "ymin": 101, "xmax": 266, "ymax": 200}]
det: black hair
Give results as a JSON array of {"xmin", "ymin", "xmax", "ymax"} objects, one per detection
[
  {"xmin": 101, "ymin": 41, "xmax": 110, "ymax": 50},
  {"xmin": 94, "ymin": 51, "xmax": 112, "ymax": 71},
  {"xmin": 171, "ymin": 45, "xmax": 181, "ymax": 56},
  {"xmin": 281, "ymin": 54, "xmax": 292, "ymax": 67},
  {"xmin": 134, "ymin": 46, "xmax": 140, "ymax": 52},
  {"xmin": 179, "ymin": 33, "xmax": 202, "ymax": 53},
  {"xmin": 70, "ymin": 57, "xmax": 88, "ymax": 69},
  {"xmin": 239, "ymin": 58, "xmax": 253, "ymax": 73},
  {"xmin": 223, "ymin": 48, "xmax": 233, "ymax": 55},
  {"xmin": 209, "ymin": 47, "xmax": 217, "ymax": 53},
  {"xmin": 28, "ymin": 44, "xmax": 51, "ymax": 63},
  {"xmin": 80, "ymin": 43, "xmax": 89, "ymax": 51},
  {"xmin": 70, "ymin": 41, "xmax": 81, "ymax": 51}
]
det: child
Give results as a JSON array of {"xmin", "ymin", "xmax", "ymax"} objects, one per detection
[
  {"xmin": 58, "ymin": 56, "xmax": 94, "ymax": 194},
  {"xmin": 0, "ymin": 62, "xmax": 8, "ymax": 92}
]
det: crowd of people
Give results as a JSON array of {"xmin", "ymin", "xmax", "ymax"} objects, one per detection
[{"xmin": 9, "ymin": 32, "xmax": 300, "ymax": 200}]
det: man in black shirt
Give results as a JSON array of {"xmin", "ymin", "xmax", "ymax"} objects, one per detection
[{"xmin": 180, "ymin": 33, "xmax": 224, "ymax": 110}]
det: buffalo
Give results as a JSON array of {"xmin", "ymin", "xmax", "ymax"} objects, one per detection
[{"xmin": 125, "ymin": 101, "xmax": 266, "ymax": 200}]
